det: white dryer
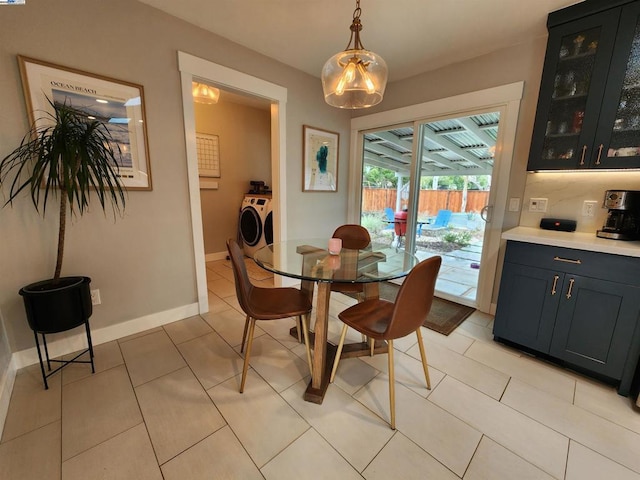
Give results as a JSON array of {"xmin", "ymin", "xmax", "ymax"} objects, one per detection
[{"xmin": 239, "ymin": 196, "xmax": 273, "ymax": 257}]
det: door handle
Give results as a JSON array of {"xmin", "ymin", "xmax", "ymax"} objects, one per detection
[
  {"xmin": 595, "ymin": 144, "xmax": 604, "ymax": 165},
  {"xmin": 551, "ymin": 275, "xmax": 559, "ymax": 295},
  {"xmin": 566, "ymin": 278, "xmax": 575, "ymax": 299},
  {"xmin": 579, "ymin": 145, "xmax": 587, "ymax": 166},
  {"xmin": 480, "ymin": 205, "xmax": 492, "ymax": 222},
  {"xmin": 553, "ymin": 256, "xmax": 581, "ymax": 264}
]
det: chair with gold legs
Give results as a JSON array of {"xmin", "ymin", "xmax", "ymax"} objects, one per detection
[
  {"xmin": 329, "ymin": 256, "xmax": 442, "ymax": 429},
  {"xmin": 227, "ymin": 239, "xmax": 313, "ymax": 392}
]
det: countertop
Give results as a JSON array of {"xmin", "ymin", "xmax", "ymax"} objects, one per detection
[{"xmin": 502, "ymin": 226, "xmax": 640, "ymax": 258}]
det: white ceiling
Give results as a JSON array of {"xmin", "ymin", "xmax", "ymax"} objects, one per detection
[{"xmin": 138, "ymin": 0, "xmax": 583, "ymax": 82}]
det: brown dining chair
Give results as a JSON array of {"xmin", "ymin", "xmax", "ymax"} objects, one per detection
[
  {"xmin": 329, "ymin": 255, "xmax": 442, "ymax": 429},
  {"xmin": 330, "ymin": 224, "xmax": 371, "ymax": 298},
  {"xmin": 330, "ymin": 224, "xmax": 372, "ymax": 342},
  {"xmin": 226, "ymin": 239, "xmax": 313, "ymax": 393}
]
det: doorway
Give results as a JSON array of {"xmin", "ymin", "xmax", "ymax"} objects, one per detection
[
  {"xmin": 178, "ymin": 51, "xmax": 288, "ymax": 313},
  {"xmin": 348, "ymin": 82, "xmax": 523, "ymax": 313}
]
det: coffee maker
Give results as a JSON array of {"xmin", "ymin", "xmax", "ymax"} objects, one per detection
[{"xmin": 596, "ymin": 190, "xmax": 640, "ymax": 240}]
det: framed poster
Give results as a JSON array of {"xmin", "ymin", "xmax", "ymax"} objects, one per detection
[
  {"xmin": 302, "ymin": 125, "xmax": 339, "ymax": 192},
  {"xmin": 18, "ymin": 55, "xmax": 152, "ymax": 190}
]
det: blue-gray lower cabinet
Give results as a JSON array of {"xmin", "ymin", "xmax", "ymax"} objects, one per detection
[{"xmin": 494, "ymin": 240, "xmax": 640, "ymax": 395}]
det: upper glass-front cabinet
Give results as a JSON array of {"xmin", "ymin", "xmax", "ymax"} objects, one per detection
[
  {"xmin": 528, "ymin": 1, "xmax": 640, "ymax": 171},
  {"xmin": 594, "ymin": 2, "xmax": 640, "ymax": 168}
]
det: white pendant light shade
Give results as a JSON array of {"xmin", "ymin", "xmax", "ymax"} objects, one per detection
[
  {"xmin": 192, "ymin": 82, "xmax": 220, "ymax": 104},
  {"xmin": 321, "ymin": 0, "xmax": 388, "ymax": 109},
  {"xmin": 322, "ymin": 49, "xmax": 387, "ymax": 109}
]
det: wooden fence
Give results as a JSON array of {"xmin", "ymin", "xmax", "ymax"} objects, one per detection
[{"xmin": 362, "ymin": 188, "xmax": 490, "ymax": 216}]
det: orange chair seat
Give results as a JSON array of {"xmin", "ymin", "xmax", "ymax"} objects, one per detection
[
  {"xmin": 338, "ymin": 299, "xmax": 394, "ymax": 339},
  {"xmin": 248, "ymin": 287, "xmax": 311, "ymax": 320}
]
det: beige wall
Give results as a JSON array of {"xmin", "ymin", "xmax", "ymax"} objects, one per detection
[
  {"xmin": 195, "ymin": 99, "xmax": 271, "ymax": 255},
  {"xmin": 0, "ymin": 0, "xmax": 351, "ymax": 358}
]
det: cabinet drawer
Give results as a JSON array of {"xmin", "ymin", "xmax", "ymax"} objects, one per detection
[{"xmin": 505, "ymin": 241, "xmax": 640, "ymax": 284}]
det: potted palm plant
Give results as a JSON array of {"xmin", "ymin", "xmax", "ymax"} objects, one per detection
[{"xmin": 0, "ymin": 98, "xmax": 125, "ymax": 386}]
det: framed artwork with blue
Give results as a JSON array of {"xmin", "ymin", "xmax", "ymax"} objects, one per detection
[{"xmin": 302, "ymin": 125, "xmax": 339, "ymax": 192}]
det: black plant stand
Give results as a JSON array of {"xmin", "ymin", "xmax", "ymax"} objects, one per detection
[{"xmin": 20, "ymin": 276, "xmax": 95, "ymax": 389}]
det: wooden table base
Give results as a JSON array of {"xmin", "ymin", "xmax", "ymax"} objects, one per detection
[
  {"xmin": 290, "ymin": 326, "xmax": 388, "ymax": 404},
  {"xmin": 296, "ymin": 279, "xmax": 385, "ymax": 404}
]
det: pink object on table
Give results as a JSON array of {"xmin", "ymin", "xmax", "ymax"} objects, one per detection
[{"xmin": 328, "ymin": 238, "xmax": 342, "ymax": 255}]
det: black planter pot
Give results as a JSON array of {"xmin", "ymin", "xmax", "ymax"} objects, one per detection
[
  {"xmin": 20, "ymin": 276, "xmax": 93, "ymax": 333},
  {"xmin": 19, "ymin": 276, "xmax": 95, "ymax": 389}
]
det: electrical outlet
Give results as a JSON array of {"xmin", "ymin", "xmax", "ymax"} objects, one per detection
[
  {"xmin": 582, "ymin": 200, "xmax": 599, "ymax": 217},
  {"xmin": 90, "ymin": 289, "xmax": 101, "ymax": 305},
  {"xmin": 508, "ymin": 197, "xmax": 520, "ymax": 212},
  {"xmin": 529, "ymin": 198, "xmax": 548, "ymax": 213}
]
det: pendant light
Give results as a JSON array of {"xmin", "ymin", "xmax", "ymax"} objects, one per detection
[
  {"xmin": 192, "ymin": 82, "xmax": 220, "ymax": 104},
  {"xmin": 321, "ymin": 0, "xmax": 388, "ymax": 109}
]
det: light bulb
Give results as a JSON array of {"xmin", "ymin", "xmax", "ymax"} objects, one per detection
[
  {"xmin": 192, "ymin": 82, "xmax": 220, "ymax": 104},
  {"xmin": 335, "ymin": 61, "xmax": 358, "ymax": 96},
  {"xmin": 357, "ymin": 63, "xmax": 376, "ymax": 94}
]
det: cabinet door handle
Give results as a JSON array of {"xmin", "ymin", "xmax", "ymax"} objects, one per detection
[
  {"xmin": 553, "ymin": 256, "xmax": 582, "ymax": 264},
  {"xmin": 551, "ymin": 275, "xmax": 559, "ymax": 295},
  {"xmin": 595, "ymin": 144, "xmax": 604, "ymax": 165},
  {"xmin": 579, "ymin": 145, "xmax": 587, "ymax": 166},
  {"xmin": 566, "ymin": 278, "xmax": 575, "ymax": 299}
]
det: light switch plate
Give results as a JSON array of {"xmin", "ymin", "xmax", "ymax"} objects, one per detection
[
  {"xmin": 509, "ymin": 197, "xmax": 520, "ymax": 212},
  {"xmin": 529, "ymin": 198, "xmax": 548, "ymax": 213}
]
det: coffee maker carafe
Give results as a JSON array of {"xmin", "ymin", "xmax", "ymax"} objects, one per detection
[{"xmin": 596, "ymin": 190, "xmax": 640, "ymax": 240}]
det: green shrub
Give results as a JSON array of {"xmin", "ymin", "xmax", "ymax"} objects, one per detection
[
  {"xmin": 361, "ymin": 214, "xmax": 385, "ymax": 234},
  {"xmin": 443, "ymin": 230, "xmax": 472, "ymax": 246}
]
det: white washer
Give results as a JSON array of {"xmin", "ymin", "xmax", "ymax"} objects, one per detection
[{"xmin": 239, "ymin": 196, "xmax": 273, "ymax": 256}]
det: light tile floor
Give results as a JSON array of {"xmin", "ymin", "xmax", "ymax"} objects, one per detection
[{"xmin": 2, "ymin": 257, "xmax": 640, "ymax": 479}]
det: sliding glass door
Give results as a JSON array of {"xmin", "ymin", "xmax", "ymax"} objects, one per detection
[
  {"xmin": 350, "ymin": 82, "xmax": 523, "ymax": 313},
  {"xmin": 359, "ymin": 111, "xmax": 500, "ymax": 308}
]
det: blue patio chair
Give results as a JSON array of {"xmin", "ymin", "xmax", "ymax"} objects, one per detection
[
  {"xmin": 423, "ymin": 209, "xmax": 452, "ymax": 231},
  {"xmin": 383, "ymin": 207, "xmax": 395, "ymax": 230}
]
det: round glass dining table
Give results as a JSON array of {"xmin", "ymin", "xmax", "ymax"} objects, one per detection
[{"xmin": 253, "ymin": 239, "xmax": 419, "ymax": 403}]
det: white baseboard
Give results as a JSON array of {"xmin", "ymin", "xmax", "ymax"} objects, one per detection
[
  {"xmin": 0, "ymin": 356, "xmax": 17, "ymax": 440},
  {"xmin": 11, "ymin": 302, "xmax": 200, "ymax": 370},
  {"xmin": 205, "ymin": 251, "xmax": 228, "ymax": 262}
]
